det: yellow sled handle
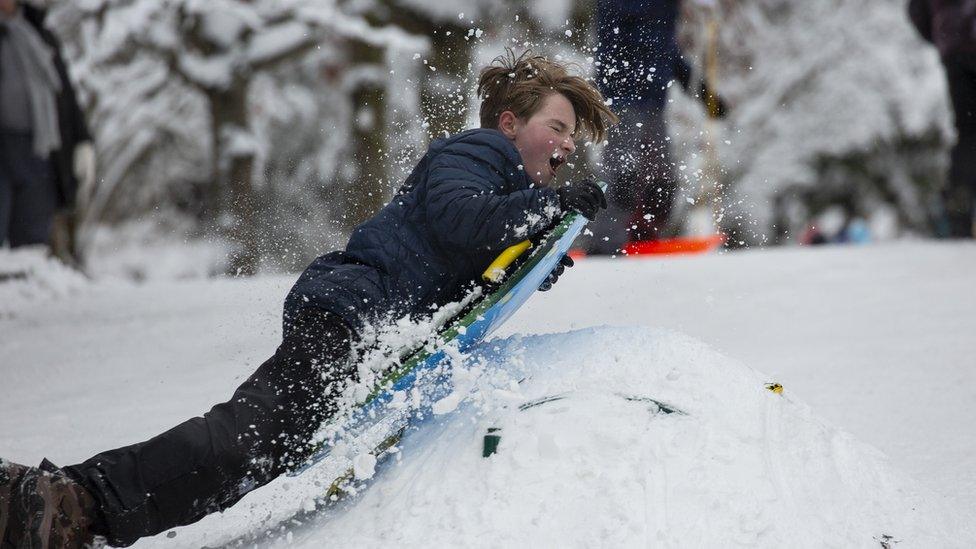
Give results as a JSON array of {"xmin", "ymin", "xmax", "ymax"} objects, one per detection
[{"xmin": 482, "ymin": 240, "xmax": 532, "ymax": 283}]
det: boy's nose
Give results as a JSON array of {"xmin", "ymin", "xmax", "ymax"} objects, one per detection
[{"xmin": 562, "ymin": 137, "xmax": 576, "ymax": 155}]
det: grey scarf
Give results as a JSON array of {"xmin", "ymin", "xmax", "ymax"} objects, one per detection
[{"xmin": 0, "ymin": 11, "xmax": 61, "ymax": 156}]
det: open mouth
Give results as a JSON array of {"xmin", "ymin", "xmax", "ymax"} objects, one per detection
[{"xmin": 549, "ymin": 154, "xmax": 566, "ymax": 176}]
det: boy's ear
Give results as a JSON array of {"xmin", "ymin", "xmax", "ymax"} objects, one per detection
[{"xmin": 497, "ymin": 110, "xmax": 520, "ymax": 139}]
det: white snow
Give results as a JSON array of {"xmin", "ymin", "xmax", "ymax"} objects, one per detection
[
  {"xmin": 2, "ymin": 242, "xmax": 975, "ymax": 546},
  {"xmin": 80, "ymin": 218, "xmax": 231, "ymax": 281},
  {"xmin": 177, "ymin": 52, "xmax": 234, "ymax": 90},
  {"xmin": 0, "ymin": 247, "xmax": 90, "ymax": 318},
  {"xmin": 247, "ymin": 21, "xmax": 312, "ymax": 66},
  {"xmin": 671, "ymin": 0, "xmax": 955, "ymax": 243},
  {"xmin": 46, "ymin": 0, "xmax": 433, "ymax": 273},
  {"xmin": 351, "ymin": 452, "xmax": 377, "ymax": 481},
  {"xmin": 286, "ymin": 327, "xmax": 974, "ymax": 547}
]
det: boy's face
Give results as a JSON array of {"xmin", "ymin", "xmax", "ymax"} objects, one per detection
[{"xmin": 498, "ymin": 93, "xmax": 577, "ymax": 187}]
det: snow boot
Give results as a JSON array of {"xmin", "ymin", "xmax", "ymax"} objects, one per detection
[{"xmin": 0, "ymin": 458, "xmax": 100, "ymax": 548}]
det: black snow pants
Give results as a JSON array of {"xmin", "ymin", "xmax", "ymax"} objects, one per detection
[
  {"xmin": 583, "ymin": 106, "xmax": 677, "ymax": 254},
  {"xmin": 64, "ymin": 310, "xmax": 357, "ymax": 547}
]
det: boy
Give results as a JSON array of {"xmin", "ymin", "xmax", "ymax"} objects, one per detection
[{"xmin": 0, "ymin": 50, "xmax": 617, "ymax": 548}]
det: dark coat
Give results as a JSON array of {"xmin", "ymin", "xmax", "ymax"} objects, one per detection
[
  {"xmin": 2, "ymin": 6, "xmax": 92, "ymax": 208},
  {"xmin": 597, "ymin": 0, "xmax": 683, "ymax": 110},
  {"xmin": 284, "ymin": 128, "xmax": 562, "ymax": 337},
  {"xmin": 909, "ymin": 0, "xmax": 976, "ymax": 63}
]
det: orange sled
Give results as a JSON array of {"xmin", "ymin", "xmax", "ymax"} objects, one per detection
[{"xmin": 621, "ymin": 234, "xmax": 726, "ymax": 256}]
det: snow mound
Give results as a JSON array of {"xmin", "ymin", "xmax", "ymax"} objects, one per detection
[
  {"xmin": 0, "ymin": 247, "xmax": 89, "ymax": 317},
  {"xmin": 142, "ymin": 326, "xmax": 974, "ymax": 547},
  {"xmin": 290, "ymin": 327, "xmax": 973, "ymax": 548}
]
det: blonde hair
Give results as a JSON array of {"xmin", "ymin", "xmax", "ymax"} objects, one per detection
[{"xmin": 477, "ymin": 49, "xmax": 618, "ymax": 143}]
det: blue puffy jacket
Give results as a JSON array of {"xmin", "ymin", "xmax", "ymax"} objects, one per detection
[{"xmin": 283, "ymin": 128, "xmax": 562, "ymax": 337}]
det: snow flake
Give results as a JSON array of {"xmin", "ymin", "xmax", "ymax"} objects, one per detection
[{"xmin": 352, "ymin": 453, "xmax": 377, "ymax": 480}]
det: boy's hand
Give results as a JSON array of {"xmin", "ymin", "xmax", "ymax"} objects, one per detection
[
  {"xmin": 557, "ymin": 180, "xmax": 607, "ymax": 221},
  {"xmin": 539, "ymin": 255, "xmax": 574, "ymax": 291}
]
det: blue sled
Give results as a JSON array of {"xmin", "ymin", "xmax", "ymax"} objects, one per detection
[{"xmin": 292, "ymin": 210, "xmax": 590, "ymax": 476}]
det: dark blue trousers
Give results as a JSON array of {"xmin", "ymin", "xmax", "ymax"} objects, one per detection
[{"xmin": 0, "ymin": 131, "xmax": 58, "ymax": 247}]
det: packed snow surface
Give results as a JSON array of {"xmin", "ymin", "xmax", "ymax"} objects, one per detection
[
  {"xmin": 2, "ymin": 242, "xmax": 975, "ymax": 547},
  {"xmin": 279, "ymin": 327, "xmax": 972, "ymax": 547}
]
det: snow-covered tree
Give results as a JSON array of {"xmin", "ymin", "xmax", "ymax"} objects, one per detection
[
  {"xmin": 669, "ymin": 0, "xmax": 954, "ymax": 245},
  {"xmin": 49, "ymin": 0, "xmax": 428, "ymax": 274}
]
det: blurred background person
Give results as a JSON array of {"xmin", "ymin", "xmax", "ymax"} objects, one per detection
[
  {"xmin": 909, "ymin": 0, "xmax": 976, "ymax": 238},
  {"xmin": 0, "ymin": 0, "xmax": 93, "ymax": 257},
  {"xmin": 586, "ymin": 0, "xmax": 724, "ymax": 255}
]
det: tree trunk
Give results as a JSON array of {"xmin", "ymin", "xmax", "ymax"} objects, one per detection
[
  {"xmin": 209, "ymin": 80, "xmax": 258, "ymax": 276},
  {"xmin": 419, "ymin": 28, "xmax": 473, "ymax": 142},
  {"xmin": 363, "ymin": 5, "xmax": 472, "ymax": 143},
  {"xmin": 342, "ymin": 41, "xmax": 389, "ymax": 231}
]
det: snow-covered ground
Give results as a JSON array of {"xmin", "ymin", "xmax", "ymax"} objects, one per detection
[{"xmin": 2, "ymin": 242, "xmax": 975, "ymax": 546}]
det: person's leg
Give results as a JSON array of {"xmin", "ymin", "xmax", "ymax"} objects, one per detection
[
  {"xmin": 586, "ymin": 106, "xmax": 676, "ymax": 254},
  {"xmin": 631, "ymin": 110, "xmax": 678, "ymax": 241},
  {"xmin": 584, "ymin": 107, "xmax": 651, "ymax": 255},
  {"xmin": 631, "ymin": 176, "xmax": 678, "ymax": 241},
  {"xmin": 944, "ymin": 56, "xmax": 976, "ymax": 237},
  {"xmin": 5, "ymin": 133, "xmax": 58, "ymax": 247},
  {"xmin": 64, "ymin": 309, "xmax": 357, "ymax": 546}
]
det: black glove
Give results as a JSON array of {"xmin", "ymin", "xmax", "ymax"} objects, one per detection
[
  {"xmin": 539, "ymin": 255, "xmax": 574, "ymax": 291},
  {"xmin": 556, "ymin": 180, "xmax": 607, "ymax": 221}
]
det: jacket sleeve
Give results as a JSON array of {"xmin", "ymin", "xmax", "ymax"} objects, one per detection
[{"xmin": 425, "ymin": 140, "xmax": 561, "ymax": 253}]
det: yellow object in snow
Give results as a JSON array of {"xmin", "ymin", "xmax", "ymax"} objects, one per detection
[
  {"xmin": 766, "ymin": 383, "xmax": 784, "ymax": 394},
  {"xmin": 482, "ymin": 240, "xmax": 532, "ymax": 283}
]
